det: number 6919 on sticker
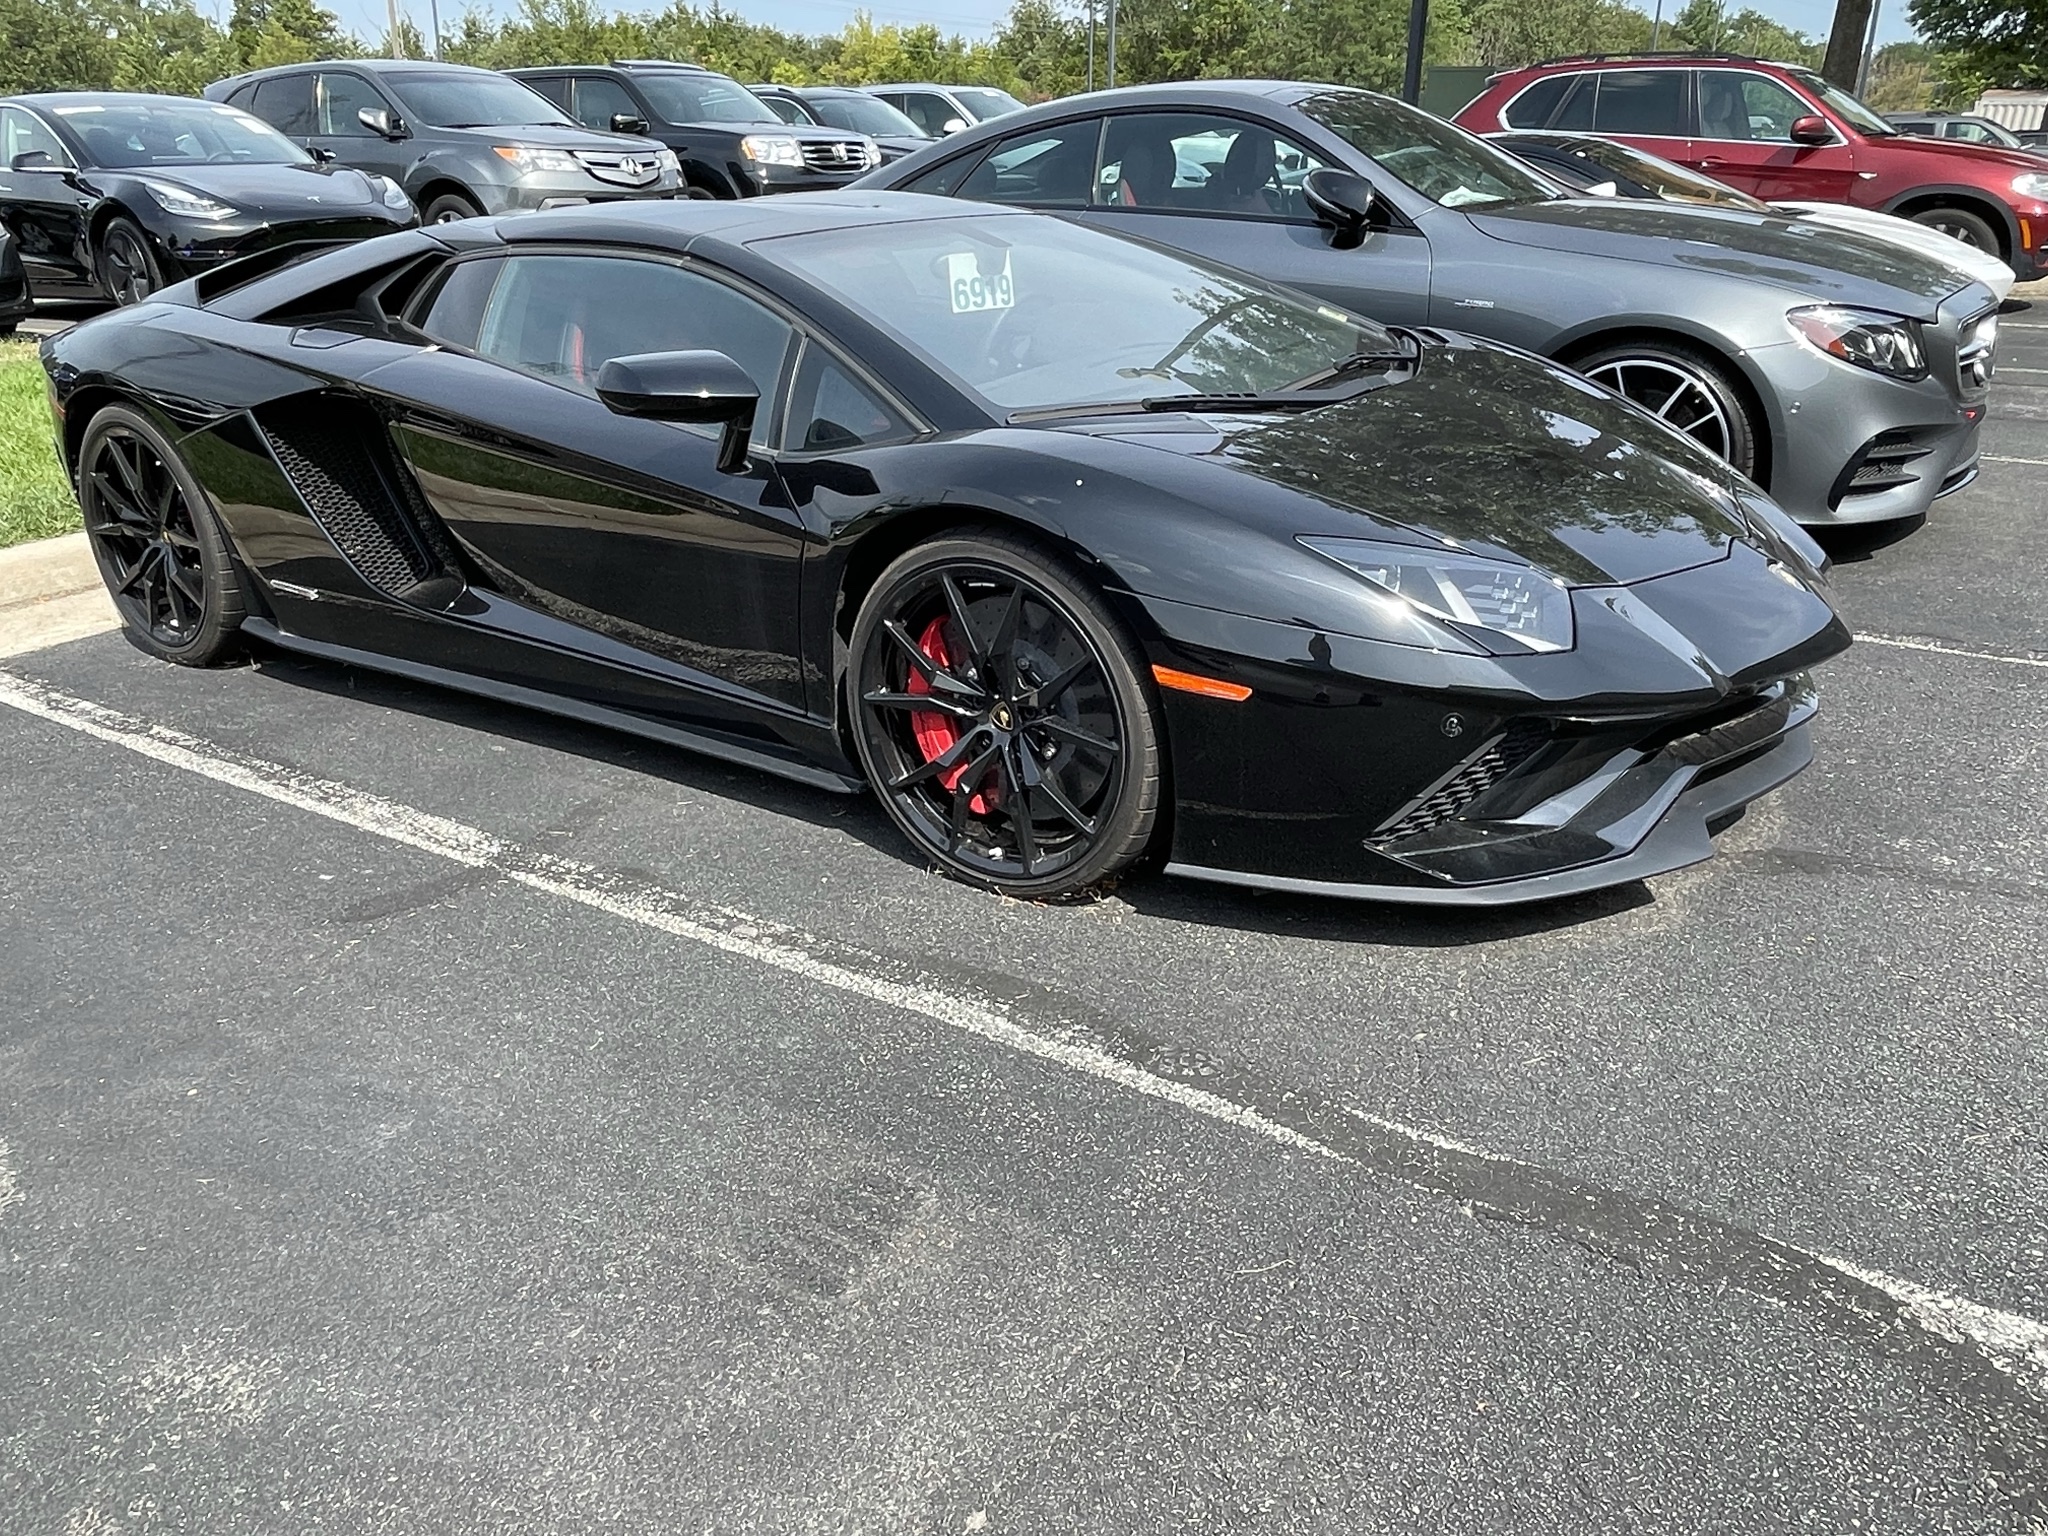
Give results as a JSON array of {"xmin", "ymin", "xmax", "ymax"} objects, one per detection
[{"xmin": 945, "ymin": 252, "xmax": 1015, "ymax": 314}]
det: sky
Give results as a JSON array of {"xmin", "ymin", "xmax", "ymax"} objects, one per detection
[{"xmin": 326, "ymin": 0, "xmax": 1921, "ymax": 72}]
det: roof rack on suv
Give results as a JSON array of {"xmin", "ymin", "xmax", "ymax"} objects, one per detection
[
  {"xmin": 610, "ymin": 59, "xmax": 710, "ymax": 71},
  {"xmin": 1527, "ymin": 50, "xmax": 1765, "ymax": 67}
]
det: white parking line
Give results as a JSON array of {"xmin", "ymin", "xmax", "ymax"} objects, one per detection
[
  {"xmin": 1858, "ymin": 633, "xmax": 2048, "ymax": 669},
  {"xmin": 3, "ymin": 666, "xmax": 2046, "ymax": 1400},
  {"xmin": 1984, "ymin": 455, "xmax": 2048, "ymax": 466}
]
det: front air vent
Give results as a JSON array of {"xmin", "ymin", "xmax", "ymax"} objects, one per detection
[
  {"xmin": 1836, "ymin": 430, "xmax": 1932, "ymax": 500},
  {"xmin": 1375, "ymin": 718, "xmax": 1551, "ymax": 842}
]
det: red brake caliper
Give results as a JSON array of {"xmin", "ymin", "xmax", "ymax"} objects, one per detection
[{"xmin": 905, "ymin": 616, "xmax": 996, "ymax": 814}]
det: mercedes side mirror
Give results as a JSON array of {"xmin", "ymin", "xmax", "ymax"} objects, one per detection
[
  {"xmin": 611, "ymin": 113, "xmax": 649, "ymax": 135},
  {"xmin": 8, "ymin": 150, "xmax": 58, "ymax": 172},
  {"xmin": 1789, "ymin": 115, "xmax": 1834, "ymax": 145},
  {"xmin": 358, "ymin": 106, "xmax": 408, "ymax": 140},
  {"xmin": 596, "ymin": 350, "xmax": 759, "ymax": 474},
  {"xmin": 941, "ymin": 117, "xmax": 969, "ymax": 134},
  {"xmin": 1303, "ymin": 167, "xmax": 1377, "ymax": 250}
]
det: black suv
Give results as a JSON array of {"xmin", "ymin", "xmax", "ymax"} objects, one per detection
[
  {"xmin": 206, "ymin": 60, "xmax": 680, "ymax": 223},
  {"xmin": 508, "ymin": 62, "xmax": 879, "ymax": 198}
]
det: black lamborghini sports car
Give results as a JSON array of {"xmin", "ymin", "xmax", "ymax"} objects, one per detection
[{"xmin": 43, "ymin": 192, "xmax": 1850, "ymax": 905}]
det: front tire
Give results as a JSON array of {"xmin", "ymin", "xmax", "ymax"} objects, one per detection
[
  {"xmin": 79, "ymin": 405, "xmax": 246, "ymax": 666},
  {"xmin": 848, "ymin": 533, "xmax": 1163, "ymax": 899},
  {"xmin": 1571, "ymin": 338, "xmax": 1761, "ymax": 481},
  {"xmin": 97, "ymin": 217, "xmax": 162, "ymax": 307},
  {"xmin": 421, "ymin": 192, "xmax": 484, "ymax": 225},
  {"xmin": 1907, "ymin": 205, "xmax": 2000, "ymax": 255}
]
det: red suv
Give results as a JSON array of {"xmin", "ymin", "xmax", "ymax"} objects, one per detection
[{"xmin": 1456, "ymin": 54, "xmax": 2048, "ymax": 281}]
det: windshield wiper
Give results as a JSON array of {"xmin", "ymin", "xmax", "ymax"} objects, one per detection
[{"xmin": 1280, "ymin": 329, "xmax": 1421, "ymax": 391}]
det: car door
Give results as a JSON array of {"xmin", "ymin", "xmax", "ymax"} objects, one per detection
[
  {"xmin": 568, "ymin": 75, "xmax": 644, "ymax": 136},
  {"xmin": 0, "ymin": 105, "xmax": 92, "ymax": 291},
  {"xmin": 1073, "ymin": 109, "xmax": 1435, "ymax": 327},
  {"xmin": 374, "ymin": 249, "xmax": 814, "ymax": 715},
  {"xmin": 1692, "ymin": 69, "xmax": 1860, "ymax": 203},
  {"xmin": 245, "ymin": 72, "xmax": 315, "ymax": 145},
  {"xmin": 1580, "ymin": 69, "xmax": 1693, "ymax": 173},
  {"xmin": 307, "ymin": 70, "xmax": 406, "ymax": 177}
]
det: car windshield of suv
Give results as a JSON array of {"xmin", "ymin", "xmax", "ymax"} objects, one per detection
[
  {"xmin": 54, "ymin": 99, "xmax": 309, "ymax": 167},
  {"xmin": 954, "ymin": 88, "xmax": 1026, "ymax": 121},
  {"xmin": 637, "ymin": 75, "xmax": 777, "ymax": 124},
  {"xmin": 764, "ymin": 213, "xmax": 1398, "ymax": 413},
  {"xmin": 1302, "ymin": 92, "xmax": 1556, "ymax": 208},
  {"xmin": 385, "ymin": 72, "xmax": 571, "ymax": 129},
  {"xmin": 809, "ymin": 92, "xmax": 923, "ymax": 136},
  {"xmin": 1787, "ymin": 70, "xmax": 1896, "ymax": 136},
  {"xmin": 1563, "ymin": 136, "xmax": 1770, "ymax": 210}
]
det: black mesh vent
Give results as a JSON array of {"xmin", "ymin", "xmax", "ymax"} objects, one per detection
[
  {"xmin": 1378, "ymin": 719, "xmax": 1551, "ymax": 842},
  {"xmin": 258, "ymin": 398, "xmax": 438, "ymax": 595}
]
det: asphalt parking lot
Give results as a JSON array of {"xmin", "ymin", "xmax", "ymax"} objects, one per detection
[{"xmin": 2, "ymin": 316, "xmax": 2045, "ymax": 1534}]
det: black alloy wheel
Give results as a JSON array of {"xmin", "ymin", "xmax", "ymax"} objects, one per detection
[
  {"xmin": 1572, "ymin": 337, "xmax": 1760, "ymax": 480},
  {"xmin": 79, "ymin": 405, "xmax": 246, "ymax": 665},
  {"xmin": 849, "ymin": 534, "xmax": 1162, "ymax": 898},
  {"xmin": 97, "ymin": 218, "xmax": 162, "ymax": 307}
]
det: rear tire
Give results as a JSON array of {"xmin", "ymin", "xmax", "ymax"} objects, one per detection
[
  {"xmin": 1570, "ymin": 337, "xmax": 1761, "ymax": 481},
  {"xmin": 847, "ymin": 532, "xmax": 1163, "ymax": 900},
  {"xmin": 421, "ymin": 192, "xmax": 484, "ymax": 225},
  {"xmin": 79, "ymin": 404, "xmax": 245, "ymax": 666},
  {"xmin": 1906, "ymin": 205, "xmax": 2001, "ymax": 256}
]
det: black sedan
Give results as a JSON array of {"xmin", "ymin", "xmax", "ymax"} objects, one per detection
[
  {"xmin": 0, "ymin": 93, "xmax": 417, "ymax": 306},
  {"xmin": 43, "ymin": 194, "xmax": 1848, "ymax": 905}
]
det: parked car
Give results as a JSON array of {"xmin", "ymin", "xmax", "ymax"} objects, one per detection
[
  {"xmin": 45, "ymin": 195, "xmax": 1847, "ymax": 904},
  {"xmin": 1886, "ymin": 113, "xmax": 2048, "ymax": 161},
  {"xmin": 1454, "ymin": 54, "xmax": 2048, "ymax": 279},
  {"xmin": 205, "ymin": 60, "xmax": 680, "ymax": 224},
  {"xmin": 857, "ymin": 82, "xmax": 2000, "ymax": 526},
  {"xmin": 508, "ymin": 63, "xmax": 880, "ymax": 197},
  {"xmin": 751, "ymin": 85, "xmax": 931, "ymax": 162},
  {"xmin": 0, "ymin": 227, "xmax": 32, "ymax": 332},
  {"xmin": 0, "ymin": 93, "xmax": 417, "ymax": 306},
  {"xmin": 1491, "ymin": 129, "xmax": 2017, "ymax": 300},
  {"xmin": 860, "ymin": 84, "xmax": 1025, "ymax": 139}
]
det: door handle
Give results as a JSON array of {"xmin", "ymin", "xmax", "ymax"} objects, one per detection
[{"xmin": 1698, "ymin": 156, "xmax": 1726, "ymax": 169}]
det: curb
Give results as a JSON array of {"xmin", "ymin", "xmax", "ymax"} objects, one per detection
[{"xmin": 0, "ymin": 531, "xmax": 117, "ymax": 658}]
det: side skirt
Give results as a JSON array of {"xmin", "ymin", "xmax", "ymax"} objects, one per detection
[{"xmin": 239, "ymin": 617, "xmax": 869, "ymax": 796}]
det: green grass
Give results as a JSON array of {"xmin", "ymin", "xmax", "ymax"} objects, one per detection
[{"xmin": 0, "ymin": 339, "xmax": 80, "ymax": 549}]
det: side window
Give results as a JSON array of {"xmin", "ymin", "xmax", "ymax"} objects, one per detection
[
  {"xmin": 762, "ymin": 95, "xmax": 807, "ymax": 125},
  {"xmin": 572, "ymin": 76, "xmax": 640, "ymax": 132},
  {"xmin": 249, "ymin": 74, "xmax": 313, "ymax": 137},
  {"xmin": 899, "ymin": 93, "xmax": 956, "ymax": 137},
  {"xmin": 783, "ymin": 345, "xmax": 911, "ymax": 453},
  {"xmin": 455, "ymin": 255, "xmax": 797, "ymax": 448},
  {"xmin": 1952, "ymin": 121, "xmax": 1996, "ymax": 143},
  {"xmin": 955, "ymin": 119, "xmax": 1099, "ymax": 207},
  {"xmin": 1697, "ymin": 71, "xmax": 1808, "ymax": 142},
  {"xmin": 1549, "ymin": 73, "xmax": 1596, "ymax": 130},
  {"xmin": 1500, "ymin": 75, "xmax": 1572, "ymax": 129},
  {"xmin": 901, "ymin": 152, "xmax": 984, "ymax": 196},
  {"xmin": 316, "ymin": 73, "xmax": 384, "ymax": 136},
  {"xmin": 1588, "ymin": 70, "xmax": 1687, "ymax": 136},
  {"xmin": 414, "ymin": 257, "xmax": 501, "ymax": 352},
  {"xmin": 521, "ymin": 76, "xmax": 571, "ymax": 111},
  {"xmin": 1096, "ymin": 112, "xmax": 1325, "ymax": 217},
  {"xmin": 225, "ymin": 84, "xmax": 257, "ymax": 111},
  {"xmin": 0, "ymin": 106, "xmax": 69, "ymax": 168}
]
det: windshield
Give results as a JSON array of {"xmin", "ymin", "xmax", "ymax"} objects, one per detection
[
  {"xmin": 638, "ymin": 74, "xmax": 779, "ymax": 125},
  {"xmin": 809, "ymin": 92, "xmax": 924, "ymax": 136},
  {"xmin": 1301, "ymin": 91, "xmax": 1556, "ymax": 208},
  {"xmin": 1558, "ymin": 135, "xmax": 1769, "ymax": 210},
  {"xmin": 764, "ymin": 213, "xmax": 1397, "ymax": 414},
  {"xmin": 385, "ymin": 72, "xmax": 570, "ymax": 129},
  {"xmin": 1789, "ymin": 70, "xmax": 1895, "ymax": 136},
  {"xmin": 954, "ymin": 88, "xmax": 1026, "ymax": 121},
  {"xmin": 54, "ymin": 99, "xmax": 309, "ymax": 168}
]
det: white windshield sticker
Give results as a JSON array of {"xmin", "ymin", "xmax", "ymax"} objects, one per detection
[{"xmin": 945, "ymin": 251, "xmax": 1014, "ymax": 314}]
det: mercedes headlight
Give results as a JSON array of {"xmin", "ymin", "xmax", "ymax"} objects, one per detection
[
  {"xmin": 1787, "ymin": 305, "xmax": 1927, "ymax": 380},
  {"xmin": 2012, "ymin": 172, "xmax": 2048, "ymax": 201},
  {"xmin": 139, "ymin": 180, "xmax": 234, "ymax": 220},
  {"xmin": 492, "ymin": 145, "xmax": 578, "ymax": 175},
  {"xmin": 740, "ymin": 134, "xmax": 804, "ymax": 166},
  {"xmin": 1299, "ymin": 537, "xmax": 1575, "ymax": 654}
]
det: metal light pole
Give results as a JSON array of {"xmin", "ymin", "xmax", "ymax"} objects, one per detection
[
  {"xmin": 385, "ymin": 0, "xmax": 406, "ymax": 57},
  {"xmin": 1855, "ymin": 0, "xmax": 1882, "ymax": 96},
  {"xmin": 1106, "ymin": 0, "xmax": 1117, "ymax": 90},
  {"xmin": 1650, "ymin": 0, "xmax": 1664, "ymax": 49},
  {"xmin": 1401, "ymin": 0, "xmax": 1427, "ymax": 105},
  {"xmin": 1086, "ymin": 0, "xmax": 1095, "ymax": 92}
]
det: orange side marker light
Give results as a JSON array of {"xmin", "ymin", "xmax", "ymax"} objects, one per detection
[{"xmin": 1152, "ymin": 664, "xmax": 1252, "ymax": 701}]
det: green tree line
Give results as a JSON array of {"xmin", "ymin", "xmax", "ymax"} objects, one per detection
[{"xmin": 0, "ymin": 0, "xmax": 1993, "ymax": 115}]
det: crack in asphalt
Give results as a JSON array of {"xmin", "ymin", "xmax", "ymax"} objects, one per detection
[{"xmin": 4, "ymin": 665, "xmax": 2047, "ymax": 1520}]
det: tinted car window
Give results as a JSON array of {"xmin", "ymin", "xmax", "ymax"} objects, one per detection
[
  {"xmin": 56, "ymin": 99, "xmax": 308, "ymax": 167},
  {"xmin": 901, "ymin": 152, "xmax": 984, "ymax": 197},
  {"xmin": 1096, "ymin": 111, "xmax": 1324, "ymax": 218},
  {"xmin": 1300, "ymin": 91, "xmax": 1555, "ymax": 208},
  {"xmin": 415, "ymin": 257, "xmax": 501, "ymax": 352},
  {"xmin": 316, "ymin": 72, "xmax": 385, "ymax": 136},
  {"xmin": 953, "ymin": 88, "xmax": 1025, "ymax": 122},
  {"xmin": 572, "ymin": 76, "xmax": 640, "ymax": 131},
  {"xmin": 462, "ymin": 255, "xmax": 796, "ymax": 447},
  {"xmin": 634, "ymin": 74, "xmax": 777, "ymax": 125},
  {"xmin": 521, "ymin": 75, "xmax": 571, "ymax": 110},
  {"xmin": 249, "ymin": 74, "xmax": 313, "ymax": 137},
  {"xmin": 895, "ymin": 92, "xmax": 958, "ymax": 137},
  {"xmin": 384, "ymin": 71, "xmax": 569, "ymax": 129},
  {"xmin": 785, "ymin": 346, "xmax": 911, "ymax": 452},
  {"xmin": 1500, "ymin": 75, "xmax": 1572, "ymax": 129},
  {"xmin": 0, "ymin": 106, "xmax": 70, "ymax": 168},
  {"xmin": 807, "ymin": 93, "xmax": 922, "ymax": 137},
  {"xmin": 1590, "ymin": 70, "xmax": 1687, "ymax": 136},
  {"xmin": 956, "ymin": 119, "xmax": 1099, "ymax": 207},
  {"xmin": 760, "ymin": 94, "xmax": 811, "ymax": 124},
  {"xmin": 1698, "ymin": 70, "xmax": 1807, "ymax": 142}
]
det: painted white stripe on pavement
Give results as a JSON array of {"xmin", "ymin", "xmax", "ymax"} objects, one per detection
[
  {"xmin": 0, "ymin": 1140, "xmax": 20, "ymax": 1222},
  {"xmin": 1984, "ymin": 455, "xmax": 2048, "ymax": 466},
  {"xmin": 1857, "ymin": 633, "xmax": 2048, "ymax": 669},
  {"xmin": 2, "ymin": 667, "xmax": 2043, "ymax": 1398}
]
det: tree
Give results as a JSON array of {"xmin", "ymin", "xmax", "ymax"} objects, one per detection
[
  {"xmin": 1861, "ymin": 38, "xmax": 1935, "ymax": 109},
  {"xmin": 0, "ymin": 0, "xmax": 118, "ymax": 92},
  {"xmin": 1907, "ymin": 0, "xmax": 2048, "ymax": 87},
  {"xmin": 230, "ymin": 0, "xmax": 351, "ymax": 67},
  {"xmin": 1457, "ymin": 0, "xmax": 1652, "ymax": 72}
]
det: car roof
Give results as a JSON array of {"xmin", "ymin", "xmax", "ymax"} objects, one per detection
[
  {"xmin": 492, "ymin": 189, "xmax": 1021, "ymax": 249},
  {"xmin": 7, "ymin": 91, "xmax": 247, "ymax": 111},
  {"xmin": 222, "ymin": 57, "xmax": 502, "ymax": 84}
]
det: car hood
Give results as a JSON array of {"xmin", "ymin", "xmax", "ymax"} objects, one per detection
[
  {"xmin": 436, "ymin": 122, "xmax": 658, "ymax": 152},
  {"xmin": 1869, "ymin": 131, "xmax": 2048, "ymax": 175},
  {"xmin": 100, "ymin": 161, "xmax": 395, "ymax": 212},
  {"xmin": 1072, "ymin": 337, "xmax": 1764, "ymax": 587},
  {"xmin": 1465, "ymin": 198, "xmax": 1974, "ymax": 318}
]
